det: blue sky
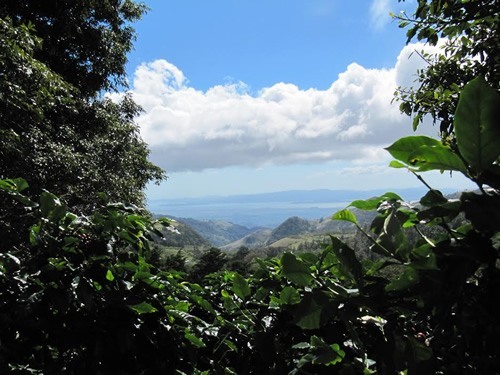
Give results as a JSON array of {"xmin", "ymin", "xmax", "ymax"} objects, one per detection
[{"xmin": 118, "ymin": 0, "xmax": 476, "ymax": 199}]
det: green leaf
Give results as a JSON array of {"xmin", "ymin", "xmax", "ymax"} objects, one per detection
[
  {"xmin": 232, "ymin": 273, "xmax": 250, "ymax": 300},
  {"xmin": 224, "ymin": 339, "xmax": 238, "ymax": 352},
  {"xmin": 191, "ymin": 295, "xmax": 215, "ymax": 314},
  {"xmin": 419, "ymin": 189, "xmax": 448, "ymax": 206},
  {"xmin": 106, "ymin": 269, "xmax": 115, "ymax": 281},
  {"xmin": 13, "ymin": 178, "xmax": 29, "ymax": 192},
  {"xmin": 411, "ymin": 245, "xmax": 438, "ymax": 271},
  {"xmin": 175, "ymin": 301, "xmax": 190, "ymax": 312},
  {"xmin": 281, "ymin": 253, "xmax": 314, "ymax": 286},
  {"xmin": 29, "ymin": 224, "xmax": 41, "ymax": 245},
  {"xmin": 280, "ymin": 286, "xmax": 301, "ymax": 305},
  {"xmin": 311, "ymin": 338, "xmax": 346, "ymax": 366},
  {"xmin": 330, "ymin": 236, "xmax": 364, "ymax": 288},
  {"xmin": 349, "ymin": 192, "xmax": 403, "ymax": 210},
  {"xmin": 40, "ymin": 191, "xmax": 60, "ymax": 217},
  {"xmin": 385, "ymin": 136, "xmax": 441, "ymax": 164},
  {"xmin": 408, "ymin": 144, "xmax": 468, "ymax": 173},
  {"xmin": 385, "ymin": 267, "xmax": 419, "ymax": 292},
  {"xmin": 292, "ymin": 342, "xmax": 310, "ymax": 350},
  {"xmin": 184, "ymin": 330, "xmax": 206, "ymax": 348},
  {"xmin": 454, "ymin": 76, "xmax": 500, "ymax": 172},
  {"xmin": 294, "ymin": 293, "xmax": 323, "ymax": 330},
  {"xmin": 332, "ymin": 209, "xmax": 358, "ymax": 224},
  {"xmin": 129, "ymin": 301, "xmax": 158, "ymax": 314},
  {"xmin": 417, "ymin": 200, "xmax": 462, "ymax": 222},
  {"xmin": 389, "ymin": 160, "xmax": 408, "ymax": 168},
  {"xmin": 462, "ymin": 192, "xmax": 500, "ymax": 232}
]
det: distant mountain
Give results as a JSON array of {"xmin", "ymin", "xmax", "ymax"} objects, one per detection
[
  {"xmin": 222, "ymin": 208, "xmax": 377, "ymax": 251},
  {"xmin": 175, "ymin": 218, "xmax": 255, "ymax": 247},
  {"xmin": 157, "ymin": 220, "xmax": 211, "ymax": 248},
  {"xmin": 266, "ymin": 216, "xmax": 313, "ymax": 245},
  {"xmin": 221, "ymin": 228, "xmax": 273, "ymax": 250},
  {"xmin": 149, "ymin": 187, "xmax": 447, "ymax": 227},
  {"xmin": 154, "ymin": 189, "xmax": 466, "ymax": 252}
]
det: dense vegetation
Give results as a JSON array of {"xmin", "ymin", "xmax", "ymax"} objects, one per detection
[{"xmin": 1, "ymin": 0, "xmax": 499, "ymax": 374}]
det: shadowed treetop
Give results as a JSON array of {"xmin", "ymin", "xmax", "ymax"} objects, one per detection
[{"xmin": 0, "ymin": 0, "xmax": 147, "ymax": 97}]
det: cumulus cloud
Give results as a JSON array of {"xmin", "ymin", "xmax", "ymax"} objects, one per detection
[
  {"xmin": 125, "ymin": 43, "xmax": 436, "ymax": 172},
  {"xmin": 395, "ymin": 42, "xmax": 442, "ymax": 88}
]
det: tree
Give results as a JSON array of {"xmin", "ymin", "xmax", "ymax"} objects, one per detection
[
  {"xmin": 189, "ymin": 248, "xmax": 227, "ymax": 281},
  {"xmin": 394, "ymin": 0, "xmax": 500, "ymax": 137},
  {"xmin": 0, "ymin": 9, "xmax": 164, "ymax": 248},
  {"xmin": 0, "ymin": 0, "xmax": 147, "ymax": 97}
]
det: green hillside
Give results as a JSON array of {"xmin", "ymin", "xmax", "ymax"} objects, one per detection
[{"xmin": 176, "ymin": 217, "xmax": 254, "ymax": 246}]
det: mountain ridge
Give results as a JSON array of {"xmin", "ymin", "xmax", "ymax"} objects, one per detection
[{"xmin": 150, "ymin": 187, "xmax": 448, "ymax": 227}]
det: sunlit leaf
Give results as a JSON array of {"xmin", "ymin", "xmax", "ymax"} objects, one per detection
[
  {"xmin": 389, "ymin": 160, "xmax": 408, "ymax": 168},
  {"xmin": 106, "ymin": 269, "xmax": 115, "ymax": 281},
  {"xmin": 332, "ymin": 209, "xmax": 358, "ymax": 224},
  {"xmin": 454, "ymin": 76, "xmax": 500, "ymax": 172},
  {"xmin": 129, "ymin": 301, "xmax": 158, "ymax": 314},
  {"xmin": 385, "ymin": 136, "xmax": 441, "ymax": 164},
  {"xmin": 408, "ymin": 144, "xmax": 467, "ymax": 173},
  {"xmin": 349, "ymin": 192, "xmax": 403, "ymax": 210},
  {"xmin": 184, "ymin": 330, "xmax": 206, "ymax": 348},
  {"xmin": 280, "ymin": 286, "xmax": 301, "ymax": 305}
]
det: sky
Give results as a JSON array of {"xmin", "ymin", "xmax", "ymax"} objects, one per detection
[{"xmin": 117, "ymin": 0, "xmax": 476, "ymax": 200}]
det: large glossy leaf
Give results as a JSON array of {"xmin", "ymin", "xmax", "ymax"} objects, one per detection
[
  {"xmin": 385, "ymin": 136, "xmax": 441, "ymax": 163},
  {"xmin": 332, "ymin": 209, "xmax": 358, "ymax": 224},
  {"xmin": 349, "ymin": 192, "xmax": 403, "ymax": 210},
  {"xmin": 408, "ymin": 144, "xmax": 468, "ymax": 173},
  {"xmin": 386, "ymin": 135, "xmax": 467, "ymax": 173},
  {"xmin": 232, "ymin": 273, "xmax": 250, "ymax": 300},
  {"xmin": 294, "ymin": 293, "xmax": 323, "ymax": 330},
  {"xmin": 454, "ymin": 76, "xmax": 500, "ymax": 172},
  {"xmin": 280, "ymin": 286, "xmax": 301, "ymax": 305},
  {"xmin": 330, "ymin": 236, "xmax": 364, "ymax": 288},
  {"xmin": 281, "ymin": 253, "xmax": 313, "ymax": 286}
]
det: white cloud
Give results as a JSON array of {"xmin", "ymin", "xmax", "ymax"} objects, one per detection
[
  {"xmin": 339, "ymin": 164, "xmax": 388, "ymax": 175},
  {"xmin": 125, "ymin": 43, "xmax": 437, "ymax": 173},
  {"xmin": 395, "ymin": 42, "xmax": 442, "ymax": 88}
]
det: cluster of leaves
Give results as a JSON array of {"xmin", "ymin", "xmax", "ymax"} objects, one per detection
[
  {"xmin": 333, "ymin": 75, "xmax": 500, "ymax": 373},
  {"xmin": 0, "ymin": 178, "xmax": 432, "ymax": 374},
  {"xmin": 0, "ymin": 178, "xmax": 213, "ymax": 373},
  {"xmin": 0, "ymin": 0, "xmax": 147, "ymax": 96},
  {"xmin": 393, "ymin": 0, "xmax": 500, "ymax": 137},
  {"xmin": 0, "ymin": 15, "xmax": 164, "ymax": 247},
  {"xmin": 2, "ymin": 77, "xmax": 498, "ymax": 374}
]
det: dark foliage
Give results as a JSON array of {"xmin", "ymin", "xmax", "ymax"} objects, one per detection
[{"xmin": 0, "ymin": 0, "xmax": 147, "ymax": 97}]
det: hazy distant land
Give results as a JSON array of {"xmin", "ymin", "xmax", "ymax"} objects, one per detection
[{"xmin": 149, "ymin": 187, "xmax": 453, "ymax": 228}]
